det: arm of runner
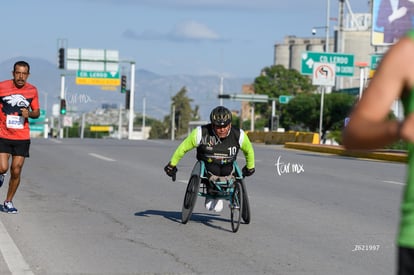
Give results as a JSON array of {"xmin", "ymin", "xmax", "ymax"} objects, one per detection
[
  {"xmin": 239, "ymin": 130, "xmax": 255, "ymax": 169},
  {"xmin": 343, "ymin": 35, "xmax": 414, "ymax": 149}
]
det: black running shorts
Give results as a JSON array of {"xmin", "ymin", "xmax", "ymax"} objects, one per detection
[
  {"xmin": 398, "ymin": 246, "xmax": 414, "ymax": 275},
  {"xmin": 0, "ymin": 138, "xmax": 31, "ymax": 157}
]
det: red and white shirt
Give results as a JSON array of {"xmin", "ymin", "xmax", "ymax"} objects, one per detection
[{"xmin": 0, "ymin": 79, "xmax": 39, "ymax": 140}]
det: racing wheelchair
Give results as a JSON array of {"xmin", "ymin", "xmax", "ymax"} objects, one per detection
[{"xmin": 181, "ymin": 160, "xmax": 251, "ymax": 233}]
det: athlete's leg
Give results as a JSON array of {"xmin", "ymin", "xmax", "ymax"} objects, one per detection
[
  {"xmin": 6, "ymin": 155, "xmax": 25, "ymax": 202},
  {"xmin": 0, "ymin": 152, "xmax": 10, "ymax": 174}
]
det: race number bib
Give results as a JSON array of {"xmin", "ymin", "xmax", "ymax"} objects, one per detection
[{"xmin": 6, "ymin": 115, "xmax": 24, "ymax": 129}]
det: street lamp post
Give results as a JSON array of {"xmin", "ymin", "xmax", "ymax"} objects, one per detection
[
  {"xmin": 355, "ymin": 61, "xmax": 369, "ymax": 99},
  {"xmin": 325, "ymin": 0, "xmax": 330, "ymax": 53},
  {"xmin": 40, "ymin": 91, "xmax": 48, "ymax": 115},
  {"xmin": 312, "ymin": 26, "xmax": 329, "ymax": 52},
  {"xmin": 311, "ymin": 0, "xmax": 330, "ymax": 53},
  {"xmin": 313, "ymin": 0, "xmax": 331, "ymax": 143},
  {"xmin": 59, "ymin": 74, "xmax": 65, "ymax": 139},
  {"xmin": 128, "ymin": 62, "xmax": 136, "ymax": 140}
]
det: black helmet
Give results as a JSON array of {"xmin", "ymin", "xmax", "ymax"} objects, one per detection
[{"xmin": 210, "ymin": 106, "xmax": 232, "ymax": 126}]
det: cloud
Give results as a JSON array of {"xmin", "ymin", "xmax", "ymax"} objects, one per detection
[
  {"xmin": 169, "ymin": 20, "xmax": 220, "ymax": 41},
  {"xmin": 123, "ymin": 20, "xmax": 222, "ymax": 42},
  {"xmin": 122, "ymin": 29, "xmax": 164, "ymax": 41}
]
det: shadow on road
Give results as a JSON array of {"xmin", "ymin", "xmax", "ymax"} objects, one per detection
[{"xmin": 134, "ymin": 209, "xmax": 235, "ymax": 232}]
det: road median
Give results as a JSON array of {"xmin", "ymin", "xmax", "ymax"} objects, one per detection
[{"xmin": 284, "ymin": 142, "xmax": 408, "ymax": 163}]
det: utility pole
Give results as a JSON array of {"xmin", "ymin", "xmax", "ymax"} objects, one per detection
[
  {"xmin": 57, "ymin": 38, "xmax": 67, "ymax": 139},
  {"xmin": 319, "ymin": 0, "xmax": 330, "ymax": 143},
  {"xmin": 219, "ymin": 76, "xmax": 224, "ymax": 106},
  {"xmin": 142, "ymin": 97, "xmax": 146, "ymax": 139},
  {"xmin": 59, "ymin": 74, "xmax": 65, "ymax": 139},
  {"xmin": 118, "ymin": 104, "xmax": 123, "ymax": 139},
  {"xmin": 171, "ymin": 104, "xmax": 175, "ymax": 141},
  {"xmin": 128, "ymin": 62, "xmax": 136, "ymax": 140}
]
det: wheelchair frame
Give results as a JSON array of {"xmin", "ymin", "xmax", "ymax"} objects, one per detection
[{"xmin": 181, "ymin": 160, "xmax": 250, "ymax": 232}]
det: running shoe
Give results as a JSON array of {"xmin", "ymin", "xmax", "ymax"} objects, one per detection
[
  {"xmin": 213, "ymin": 199, "xmax": 223, "ymax": 212},
  {"xmin": 3, "ymin": 201, "xmax": 18, "ymax": 214},
  {"xmin": 204, "ymin": 198, "xmax": 223, "ymax": 212},
  {"xmin": 205, "ymin": 198, "xmax": 215, "ymax": 211}
]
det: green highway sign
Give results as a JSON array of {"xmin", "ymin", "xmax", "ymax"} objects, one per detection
[
  {"xmin": 29, "ymin": 124, "xmax": 44, "ymax": 132},
  {"xmin": 301, "ymin": 51, "xmax": 355, "ymax": 77},
  {"xmin": 370, "ymin": 54, "xmax": 383, "ymax": 70},
  {"xmin": 218, "ymin": 94, "xmax": 268, "ymax": 102},
  {"xmin": 76, "ymin": 70, "xmax": 120, "ymax": 86},
  {"xmin": 29, "ymin": 109, "xmax": 46, "ymax": 124},
  {"xmin": 279, "ymin": 95, "xmax": 294, "ymax": 104},
  {"xmin": 29, "ymin": 109, "xmax": 47, "ymax": 133},
  {"xmin": 76, "ymin": 71, "xmax": 119, "ymax": 79}
]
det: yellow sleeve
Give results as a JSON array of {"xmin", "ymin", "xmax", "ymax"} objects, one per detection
[
  {"xmin": 240, "ymin": 130, "xmax": 255, "ymax": 169},
  {"xmin": 169, "ymin": 127, "xmax": 199, "ymax": 166}
]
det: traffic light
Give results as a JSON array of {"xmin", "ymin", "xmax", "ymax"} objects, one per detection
[
  {"xmin": 60, "ymin": 99, "xmax": 67, "ymax": 115},
  {"xmin": 58, "ymin": 48, "xmax": 65, "ymax": 69},
  {"xmin": 121, "ymin": 75, "xmax": 127, "ymax": 93},
  {"xmin": 125, "ymin": 89, "xmax": 130, "ymax": 110}
]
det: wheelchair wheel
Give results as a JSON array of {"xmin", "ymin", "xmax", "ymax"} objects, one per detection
[
  {"xmin": 181, "ymin": 175, "xmax": 200, "ymax": 224},
  {"xmin": 240, "ymin": 179, "xmax": 251, "ymax": 224},
  {"xmin": 230, "ymin": 181, "xmax": 243, "ymax": 232}
]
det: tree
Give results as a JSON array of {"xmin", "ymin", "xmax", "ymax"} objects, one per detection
[
  {"xmin": 253, "ymin": 65, "xmax": 315, "ymax": 118},
  {"xmin": 323, "ymin": 93, "xmax": 356, "ymax": 132},
  {"xmin": 281, "ymin": 93, "xmax": 320, "ymax": 131},
  {"xmin": 254, "ymin": 65, "xmax": 314, "ymax": 98},
  {"xmin": 170, "ymin": 86, "xmax": 194, "ymax": 138},
  {"xmin": 282, "ymin": 92, "xmax": 356, "ymax": 136},
  {"xmin": 134, "ymin": 116, "xmax": 169, "ymax": 139},
  {"xmin": 149, "ymin": 120, "xmax": 168, "ymax": 139}
]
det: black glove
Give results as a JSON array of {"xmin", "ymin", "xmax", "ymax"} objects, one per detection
[
  {"xmin": 242, "ymin": 166, "xmax": 255, "ymax": 177},
  {"xmin": 164, "ymin": 163, "xmax": 177, "ymax": 181}
]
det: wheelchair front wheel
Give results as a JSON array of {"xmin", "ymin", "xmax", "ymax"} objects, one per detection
[
  {"xmin": 230, "ymin": 181, "xmax": 243, "ymax": 232},
  {"xmin": 181, "ymin": 175, "xmax": 200, "ymax": 224}
]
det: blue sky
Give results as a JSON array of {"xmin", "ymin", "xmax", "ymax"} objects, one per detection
[{"xmin": 2, "ymin": 0, "xmax": 370, "ymax": 79}]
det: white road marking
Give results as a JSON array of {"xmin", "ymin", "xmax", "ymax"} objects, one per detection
[
  {"xmin": 382, "ymin": 180, "xmax": 405, "ymax": 186},
  {"xmin": 0, "ymin": 218, "xmax": 34, "ymax": 274},
  {"xmin": 88, "ymin": 153, "xmax": 116, "ymax": 162}
]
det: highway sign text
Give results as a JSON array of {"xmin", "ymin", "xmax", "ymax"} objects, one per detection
[{"xmin": 301, "ymin": 51, "xmax": 354, "ymax": 77}]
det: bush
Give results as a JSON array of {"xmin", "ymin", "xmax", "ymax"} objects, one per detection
[
  {"xmin": 328, "ymin": 130, "xmax": 407, "ymax": 151},
  {"xmin": 385, "ymin": 140, "xmax": 408, "ymax": 151},
  {"xmin": 327, "ymin": 130, "xmax": 342, "ymax": 144}
]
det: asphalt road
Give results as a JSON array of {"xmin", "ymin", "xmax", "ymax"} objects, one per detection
[{"xmin": 0, "ymin": 138, "xmax": 406, "ymax": 274}]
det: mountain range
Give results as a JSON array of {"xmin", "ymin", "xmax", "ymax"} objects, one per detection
[{"xmin": 0, "ymin": 57, "xmax": 254, "ymax": 121}]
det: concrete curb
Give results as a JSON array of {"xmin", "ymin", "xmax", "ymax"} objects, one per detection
[{"xmin": 284, "ymin": 142, "xmax": 408, "ymax": 163}]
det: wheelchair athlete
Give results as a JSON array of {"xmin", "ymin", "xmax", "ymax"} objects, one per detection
[{"xmin": 164, "ymin": 106, "xmax": 255, "ymax": 212}]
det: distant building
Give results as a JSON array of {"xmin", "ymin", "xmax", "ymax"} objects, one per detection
[
  {"xmin": 238, "ymin": 11, "xmax": 400, "ymax": 129},
  {"xmin": 101, "ymin": 103, "xmax": 118, "ymax": 110},
  {"xmin": 241, "ymin": 84, "xmax": 254, "ymax": 122},
  {"xmin": 273, "ymin": 13, "xmax": 387, "ymax": 90}
]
